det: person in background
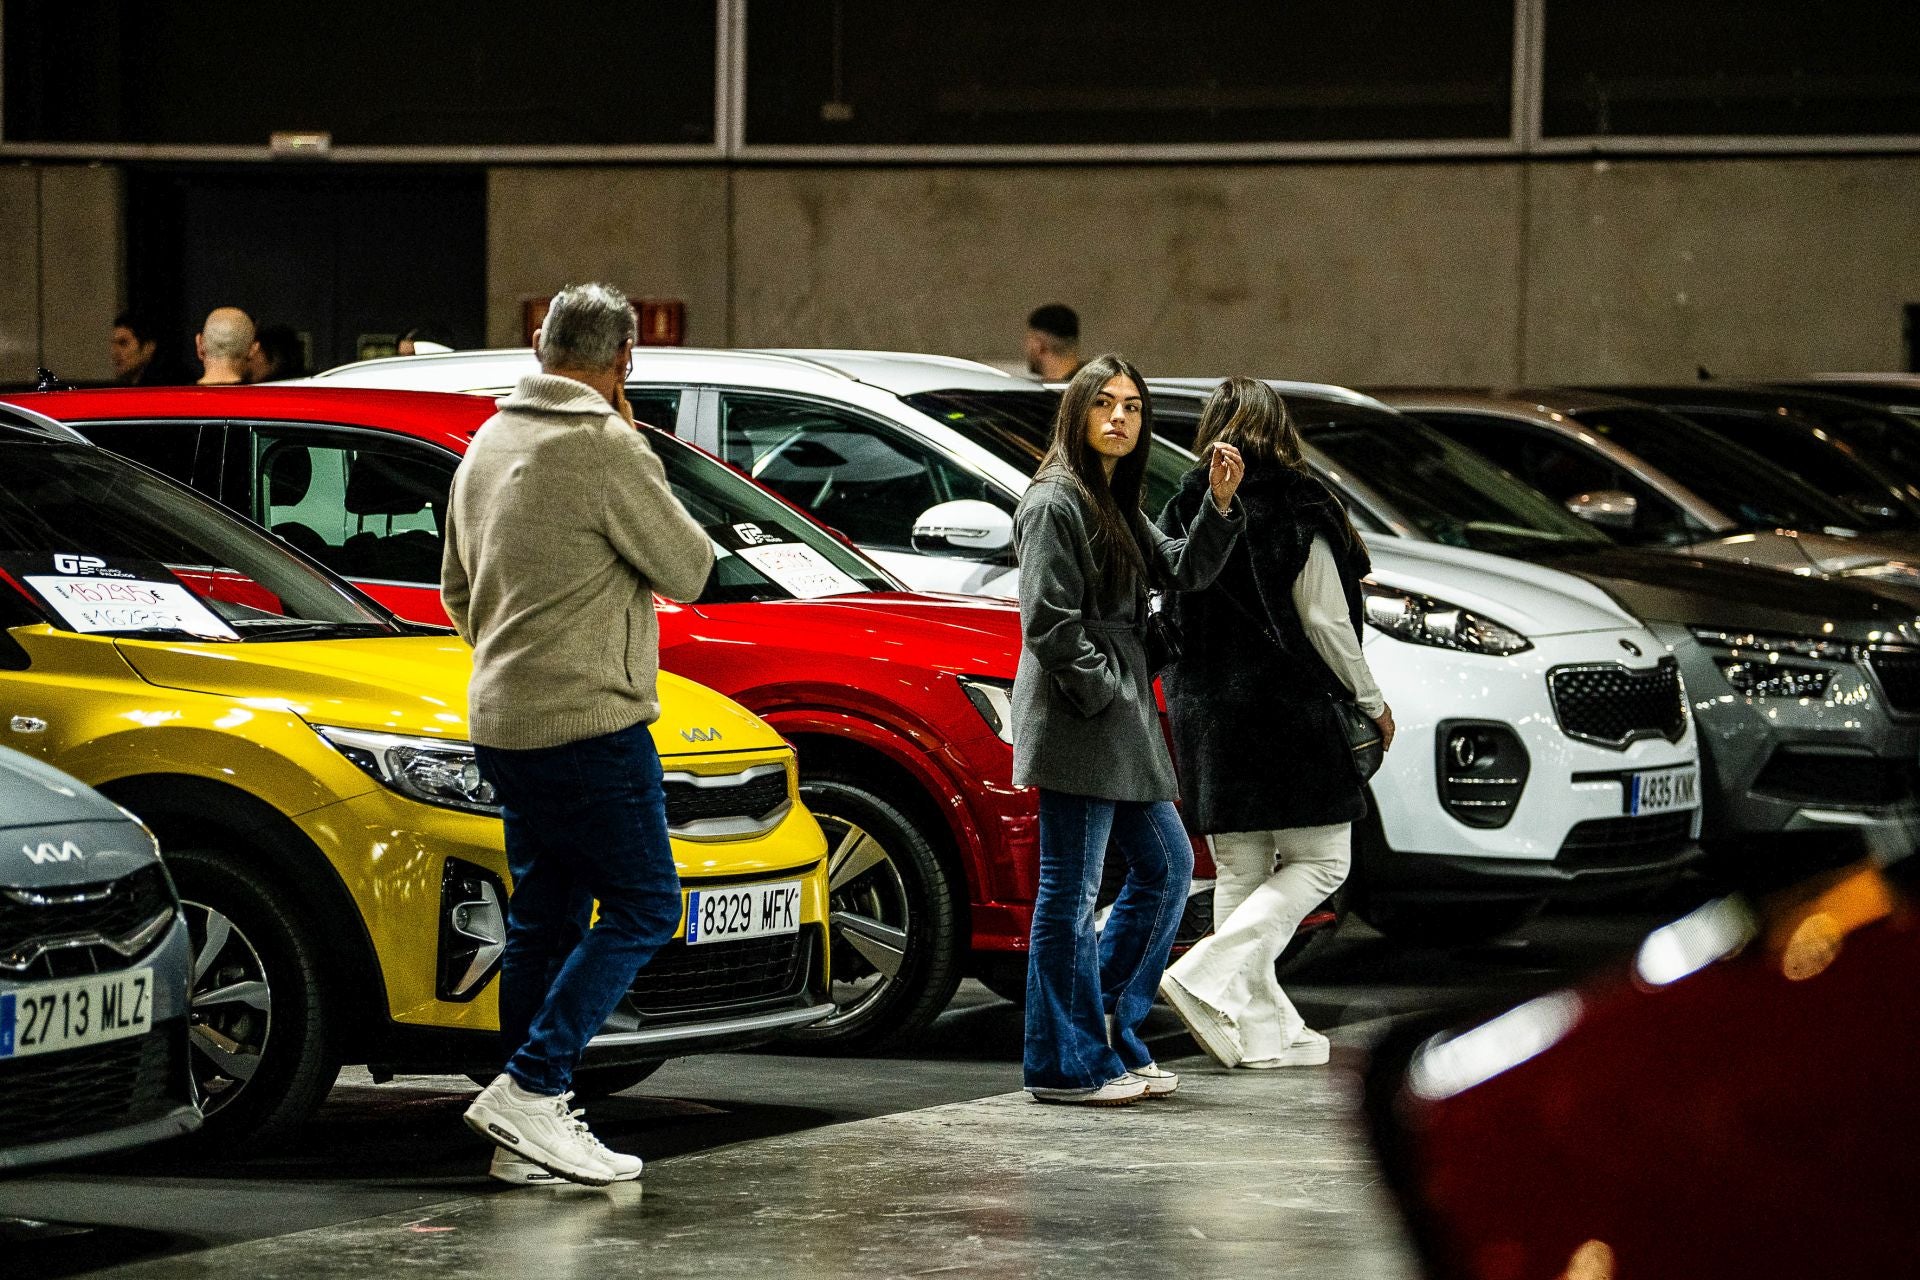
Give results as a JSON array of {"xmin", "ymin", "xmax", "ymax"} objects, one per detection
[
  {"xmin": 447, "ymin": 283, "xmax": 713, "ymax": 1187},
  {"xmin": 248, "ymin": 324, "xmax": 309, "ymax": 382},
  {"xmin": 398, "ymin": 323, "xmax": 454, "ymax": 356},
  {"xmin": 1025, "ymin": 304, "xmax": 1085, "ymax": 381},
  {"xmin": 1156, "ymin": 378, "xmax": 1393, "ymax": 1069},
  {"xmin": 195, "ymin": 307, "xmax": 258, "ymax": 386},
  {"xmin": 109, "ymin": 313, "xmax": 165, "ymax": 386},
  {"xmin": 1013, "ymin": 354, "xmax": 1244, "ymax": 1106}
]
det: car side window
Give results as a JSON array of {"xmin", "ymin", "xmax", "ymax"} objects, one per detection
[
  {"xmin": 1422, "ymin": 413, "xmax": 1691, "ymax": 546},
  {"xmin": 248, "ymin": 427, "xmax": 457, "ymax": 586},
  {"xmin": 72, "ymin": 421, "xmax": 207, "ymax": 487},
  {"xmin": 622, "ymin": 387, "xmax": 682, "ymax": 434},
  {"xmin": 715, "ymin": 392, "xmax": 1010, "ymax": 551}
]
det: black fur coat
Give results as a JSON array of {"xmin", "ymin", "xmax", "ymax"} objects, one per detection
[{"xmin": 1157, "ymin": 461, "xmax": 1373, "ymax": 833}]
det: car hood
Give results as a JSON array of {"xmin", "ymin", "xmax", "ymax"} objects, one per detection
[
  {"xmin": 0, "ymin": 747, "xmax": 132, "ymax": 831},
  {"xmin": 692, "ymin": 591, "xmax": 1022, "ymax": 678},
  {"xmin": 1545, "ymin": 548, "xmax": 1920, "ymax": 641},
  {"xmin": 1363, "ymin": 538, "xmax": 1643, "ymax": 638},
  {"xmin": 112, "ymin": 635, "xmax": 787, "ymax": 758},
  {"xmin": 1689, "ymin": 527, "xmax": 1920, "ymax": 582}
]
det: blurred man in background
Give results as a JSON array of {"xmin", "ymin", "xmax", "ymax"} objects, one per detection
[
  {"xmin": 195, "ymin": 307, "xmax": 259, "ymax": 385},
  {"xmin": 1024, "ymin": 304, "xmax": 1084, "ymax": 380},
  {"xmin": 248, "ymin": 324, "xmax": 309, "ymax": 382},
  {"xmin": 109, "ymin": 313, "xmax": 167, "ymax": 385}
]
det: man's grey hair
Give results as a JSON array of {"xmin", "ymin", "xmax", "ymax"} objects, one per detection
[{"xmin": 537, "ymin": 283, "xmax": 637, "ymax": 371}]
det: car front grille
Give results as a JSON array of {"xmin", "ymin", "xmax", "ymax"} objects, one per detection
[
  {"xmin": 1865, "ymin": 647, "xmax": 1920, "ymax": 715},
  {"xmin": 0, "ymin": 864, "xmax": 175, "ymax": 979},
  {"xmin": 0, "ymin": 1020, "xmax": 188, "ymax": 1149},
  {"xmin": 1548, "ymin": 658, "xmax": 1687, "ymax": 748},
  {"xmin": 622, "ymin": 927, "xmax": 815, "ymax": 1019},
  {"xmin": 662, "ymin": 767, "xmax": 791, "ymax": 837},
  {"xmin": 1556, "ymin": 812, "xmax": 1694, "ymax": 869}
]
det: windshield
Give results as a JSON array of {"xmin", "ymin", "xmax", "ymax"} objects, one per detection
[
  {"xmin": 1297, "ymin": 405, "xmax": 1615, "ymax": 555},
  {"xmin": 0, "ymin": 441, "xmax": 398, "ymax": 641},
  {"xmin": 648, "ymin": 430, "xmax": 896, "ymax": 603},
  {"xmin": 902, "ymin": 389, "xmax": 1196, "ymax": 515},
  {"xmin": 1569, "ymin": 408, "xmax": 1870, "ymax": 531}
]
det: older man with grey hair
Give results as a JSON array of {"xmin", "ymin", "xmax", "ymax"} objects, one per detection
[
  {"xmin": 195, "ymin": 306, "xmax": 258, "ymax": 385},
  {"xmin": 446, "ymin": 283, "xmax": 713, "ymax": 1187}
]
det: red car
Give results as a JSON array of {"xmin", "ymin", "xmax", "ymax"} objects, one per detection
[{"xmin": 7, "ymin": 386, "xmax": 1272, "ymax": 1049}]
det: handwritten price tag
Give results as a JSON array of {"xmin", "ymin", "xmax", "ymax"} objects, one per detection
[{"xmin": 24, "ymin": 576, "xmax": 238, "ymax": 640}]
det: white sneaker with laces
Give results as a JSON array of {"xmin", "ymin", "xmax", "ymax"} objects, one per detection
[
  {"xmin": 1241, "ymin": 1027, "xmax": 1332, "ymax": 1068},
  {"xmin": 491, "ymin": 1143, "xmax": 642, "ymax": 1186},
  {"xmin": 1028, "ymin": 1073, "xmax": 1149, "ymax": 1106},
  {"xmin": 463, "ymin": 1073, "xmax": 615, "ymax": 1187},
  {"xmin": 1158, "ymin": 973, "xmax": 1244, "ymax": 1068},
  {"xmin": 1131, "ymin": 1062, "xmax": 1180, "ymax": 1097}
]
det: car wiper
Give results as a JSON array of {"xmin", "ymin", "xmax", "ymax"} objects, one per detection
[
  {"xmin": 99, "ymin": 628, "xmax": 238, "ymax": 642},
  {"xmin": 235, "ymin": 620, "xmax": 394, "ymax": 642}
]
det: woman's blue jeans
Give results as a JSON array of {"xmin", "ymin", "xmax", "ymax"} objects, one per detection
[
  {"xmin": 1024, "ymin": 790, "xmax": 1195, "ymax": 1090},
  {"xmin": 473, "ymin": 721, "xmax": 683, "ymax": 1097}
]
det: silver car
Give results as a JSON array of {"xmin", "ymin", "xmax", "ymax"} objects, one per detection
[{"xmin": 0, "ymin": 746, "xmax": 198, "ymax": 1170}]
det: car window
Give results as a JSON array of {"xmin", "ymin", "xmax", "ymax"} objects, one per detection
[
  {"xmin": 249, "ymin": 427, "xmax": 457, "ymax": 586},
  {"xmin": 72, "ymin": 421, "xmax": 208, "ymax": 486},
  {"xmin": 1421, "ymin": 412, "xmax": 1700, "ymax": 546},
  {"xmin": 1665, "ymin": 406, "xmax": 1916, "ymax": 522},
  {"xmin": 622, "ymin": 387, "xmax": 683, "ymax": 433},
  {"xmin": 717, "ymin": 392, "xmax": 1010, "ymax": 552}
]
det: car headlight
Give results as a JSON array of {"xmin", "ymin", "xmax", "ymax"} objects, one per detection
[
  {"xmin": 314, "ymin": 725, "xmax": 499, "ymax": 815},
  {"xmin": 1690, "ymin": 628, "xmax": 1844, "ymax": 699},
  {"xmin": 1361, "ymin": 584, "xmax": 1531, "ymax": 655},
  {"xmin": 958, "ymin": 676, "xmax": 1015, "ymax": 744}
]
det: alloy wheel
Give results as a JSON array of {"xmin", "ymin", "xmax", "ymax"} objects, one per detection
[
  {"xmin": 182, "ymin": 900, "xmax": 273, "ymax": 1117},
  {"xmin": 814, "ymin": 812, "xmax": 912, "ymax": 1029}
]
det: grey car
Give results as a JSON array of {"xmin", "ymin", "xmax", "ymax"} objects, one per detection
[
  {"xmin": 0, "ymin": 746, "xmax": 198, "ymax": 1171},
  {"xmin": 1150, "ymin": 381, "xmax": 1920, "ymax": 872}
]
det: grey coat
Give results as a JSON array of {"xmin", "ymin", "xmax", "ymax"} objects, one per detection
[{"xmin": 1011, "ymin": 472, "xmax": 1245, "ymax": 801}]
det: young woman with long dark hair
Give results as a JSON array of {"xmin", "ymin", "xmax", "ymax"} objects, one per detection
[
  {"xmin": 1013, "ymin": 354, "xmax": 1245, "ymax": 1105},
  {"xmin": 1155, "ymin": 378, "xmax": 1393, "ymax": 1068}
]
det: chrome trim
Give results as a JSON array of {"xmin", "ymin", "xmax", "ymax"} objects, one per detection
[
  {"xmin": 5, "ymin": 884, "xmax": 115, "ymax": 906},
  {"xmin": 586, "ymin": 1001, "xmax": 834, "ymax": 1049},
  {"xmin": 448, "ymin": 881, "xmax": 506, "ymax": 999},
  {"xmin": 661, "ymin": 762, "xmax": 787, "ymax": 789},
  {"xmin": 0, "ymin": 907, "xmax": 175, "ymax": 972},
  {"xmin": 672, "ymin": 800, "xmax": 793, "ymax": 842}
]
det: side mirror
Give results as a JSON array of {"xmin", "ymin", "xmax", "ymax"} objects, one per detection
[
  {"xmin": 1564, "ymin": 489, "xmax": 1639, "ymax": 531},
  {"xmin": 912, "ymin": 500, "xmax": 1014, "ymax": 559}
]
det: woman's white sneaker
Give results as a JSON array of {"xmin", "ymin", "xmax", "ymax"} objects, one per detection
[
  {"xmin": 463, "ymin": 1074, "xmax": 616, "ymax": 1187},
  {"xmin": 491, "ymin": 1145, "xmax": 642, "ymax": 1186},
  {"xmin": 1131, "ymin": 1063, "xmax": 1180, "ymax": 1097},
  {"xmin": 1028, "ymin": 1074, "xmax": 1149, "ymax": 1106},
  {"xmin": 1158, "ymin": 974, "xmax": 1244, "ymax": 1068},
  {"xmin": 1240, "ymin": 1027, "xmax": 1332, "ymax": 1068}
]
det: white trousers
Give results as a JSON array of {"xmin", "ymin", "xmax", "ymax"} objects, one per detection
[{"xmin": 1164, "ymin": 823, "xmax": 1350, "ymax": 1062}]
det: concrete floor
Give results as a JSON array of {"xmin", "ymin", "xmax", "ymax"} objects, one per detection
[{"xmin": 6, "ymin": 908, "xmax": 1673, "ymax": 1280}]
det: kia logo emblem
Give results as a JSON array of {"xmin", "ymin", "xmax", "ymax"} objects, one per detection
[
  {"xmin": 1619, "ymin": 638, "xmax": 1643, "ymax": 657},
  {"xmin": 681, "ymin": 727, "xmax": 722, "ymax": 744}
]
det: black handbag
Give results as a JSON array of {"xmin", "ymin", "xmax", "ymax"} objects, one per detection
[
  {"xmin": 1142, "ymin": 591, "xmax": 1184, "ymax": 674},
  {"xmin": 1215, "ymin": 580, "xmax": 1384, "ymax": 783}
]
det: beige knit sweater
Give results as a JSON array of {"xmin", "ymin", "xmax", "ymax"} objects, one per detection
[{"xmin": 441, "ymin": 374, "xmax": 714, "ymax": 749}]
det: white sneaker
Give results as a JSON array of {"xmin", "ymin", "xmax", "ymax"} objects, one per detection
[
  {"xmin": 1131, "ymin": 1062, "xmax": 1180, "ymax": 1097},
  {"xmin": 1241, "ymin": 1027, "xmax": 1332, "ymax": 1069},
  {"xmin": 1158, "ymin": 974, "xmax": 1243, "ymax": 1068},
  {"xmin": 463, "ymin": 1073, "xmax": 615, "ymax": 1187},
  {"xmin": 491, "ymin": 1143, "xmax": 641, "ymax": 1186},
  {"xmin": 1028, "ymin": 1073, "xmax": 1149, "ymax": 1106}
]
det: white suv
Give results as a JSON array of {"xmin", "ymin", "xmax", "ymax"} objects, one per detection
[{"xmin": 312, "ymin": 348, "xmax": 1703, "ymax": 942}]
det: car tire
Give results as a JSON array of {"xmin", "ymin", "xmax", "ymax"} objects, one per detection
[
  {"xmin": 167, "ymin": 846, "xmax": 338, "ymax": 1150},
  {"xmin": 1357, "ymin": 897, "xmax": 1543, "ymax": 947},
  {"xmin": 788, "ymin": 775, "xmax": 963, "ymax": 1054}
]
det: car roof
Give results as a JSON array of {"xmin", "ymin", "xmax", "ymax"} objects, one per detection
[
  {"xmin": 1372, "ymin": 387, "xmax": 1670, "ymax": 418},
  {"xmin": 1149, "ymin": 377, "xmax": 1392, "ymax": 411},
  {"xmin": 309, "ymin": 346, "xmax": 1026, "ymax": 398},
  {"xmin": 1580, "ymin": 383, "xmax": 1905, "ymax": 420},
  {"xmin": 0, "ymin": 385, "xmax": 496, "ymax": 451}
]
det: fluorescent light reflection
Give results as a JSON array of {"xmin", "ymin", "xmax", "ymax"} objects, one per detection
[
  {"xmin": 1634, "ymin": 896, "xmax": 1755, "ymax": 987},
  {"xmin": 1407, "ymin": 992, "xmax": 1583, "ymax": 1100}
]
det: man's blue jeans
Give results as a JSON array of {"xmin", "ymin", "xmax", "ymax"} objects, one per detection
[
  {"xmin": 1024, "ymin": 790, "xmax": 1195, "ymax": 1091},
  {"xmin": 473, "ymin": 721, "xmax": 682, "ymax": 1097}
]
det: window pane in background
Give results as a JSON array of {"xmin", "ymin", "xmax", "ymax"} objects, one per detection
[
  {"xmin": 1542, "ymin": 1, "xmax": 1920, "ymax": 137},
  {"xmin": 746, "ymin": 1, "xmax": 1513, "ymax": 146},
  {"xmin": 4, "ymin": 1, "xmax": 715, "ymax": 146}
]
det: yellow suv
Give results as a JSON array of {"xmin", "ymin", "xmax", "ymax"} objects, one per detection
[{"xmin": 0, "ymin": 405, "xmax": 831, "ymax": 1148}]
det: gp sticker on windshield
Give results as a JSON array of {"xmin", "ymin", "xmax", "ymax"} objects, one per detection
[{"xmin": 24, "ymin": 574, "xmax": 237, "ymax": 639}]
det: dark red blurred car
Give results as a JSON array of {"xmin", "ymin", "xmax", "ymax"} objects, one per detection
[
  {"xmin": 1369, "ymin": 862, "xmax": 1918, "ymax": 1279},
  {"xmin": 7, "ymin": 387, "xmax": 1295, "ymax": 1050}
]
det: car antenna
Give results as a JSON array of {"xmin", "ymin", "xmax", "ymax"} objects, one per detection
[{"xmin": 34, "ymin": 367, "xmax": 73, "ymax": 392}]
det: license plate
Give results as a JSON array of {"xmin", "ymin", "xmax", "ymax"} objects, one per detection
[
  {"xmin": 0, "ymin": 968, "xmax": 154, "ymax": 1060},
  {"xmin": 683, "ymin": 880, "xmax": 802, "ymax": 946},
  {"xmin": 1628, "ymin": 766, "xmax": 1700, "ymax": 817}
]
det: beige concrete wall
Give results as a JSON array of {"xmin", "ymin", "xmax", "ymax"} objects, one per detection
[
  {"xmin": 485, "ymin": 168, "xmax": 730, "ymax": 348},
  {"xmin": 729, "ymin": 164, "xmax": 1528, "ymax": 385},
  {"xmin": 1520, "ymin": 157, "xmax": 1920, "ymax": 383},
  {"xmin": 0, "ymin": 168, "xmax": 42, "ymax": 384}
]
